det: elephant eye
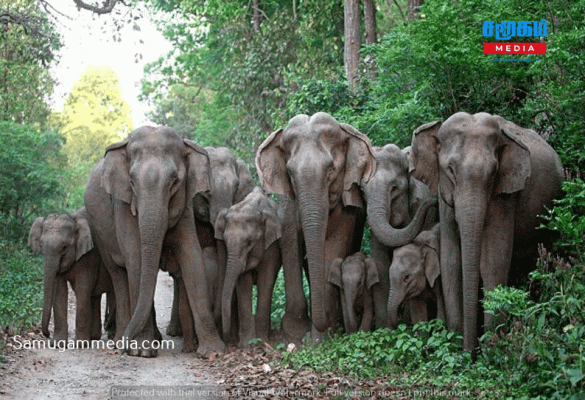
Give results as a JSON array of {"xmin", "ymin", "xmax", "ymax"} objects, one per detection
[{"xmin": 403, "ymin": 274, "xmax": 410, "ymax": 282}]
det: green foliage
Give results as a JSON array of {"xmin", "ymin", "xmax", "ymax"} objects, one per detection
[
  {"xmin": 0, "ymin": 241, "xmax": 43, "ymax": 329},
  {"xmin": 0, "ymin": 0, "xmax": 61, "ymax": 126},
  {"xmin": 480, "ymin": 257, "xmax": 585, "ymax": 399},
  {"xmin": 0, "ymin": 121, "xmax": 66, "ymax": 241},
  {"xmin": 541, "ymin": 179, "xmax": 585, "ymax": 260}
]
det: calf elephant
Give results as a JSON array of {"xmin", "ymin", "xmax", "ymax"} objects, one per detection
[
  {"xmin": 410, "ymin": 112, "xmax": 563, "ymax": 352},
  {"xmin": 215, "ymin": 187, "xmax": 282, "ymax": 347},
  {"xmin": 387, "ymin": 224, "xmax": 444, "ymax": 328},
  {"xmin": 84, "ymin": 125, "xmax": 224, "ymax": 357},
  {"xmin": 362, "ymin": 144, "xmax": 438, "ymax": 328},
  {"xmin": 28, "ymin": 208, "xmax": 114, "ymax": 344},
  {"xmin": 328, "ymin": 252, "xmax": 378, "ymax": 333},
  {"xmin": 256, "ymin": 112, "xmax": 377, "ymax": 343}
]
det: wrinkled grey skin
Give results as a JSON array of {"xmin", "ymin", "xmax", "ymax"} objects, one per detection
[
  {"xmin": 410, "ymin": 112, "xmax": 564, "ymax": 353},
  {"xmin": 167, "ymin": 146, "xmax": 254, "ymax": 338},
  {"xmin": 256, "ymin": 112, "xmax": 376, "ymax": 344},
  {"xmin": 327, "ymin": 252, "xmax": 379, "ymax": 333},
  {"xmin": 215, "ymin": 187, "xmax": 282, "ymax": 347},
  {"xmin": 362, "ymin": 144, "xmax": 438, "ymax": 328},
  {"xmin": 28, "ymin": 208, "xmax": 113, "ymax": 344},
  {"xmin": 387, "ymin": 224, "xmax": 444, "ymax": 328},
  {"xmin": 84, "ymin": 126, "xmax": 224, "ymax": 357}
]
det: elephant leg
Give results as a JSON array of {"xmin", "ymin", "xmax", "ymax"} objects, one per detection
[
  {"xmin": 254, "ymin": 245, "xmax": 281, "ymax": 342},
  {"xmin": 177, "ymin": 278, "xmax": 197, "ymax": 353},
  {"xmin": 72, "ymin": 278, "xmax": 94, "ymax": 344},
  {"xmin": 52, "ymin": 276, "xmax": 69, "ymax": 343},
  {"xmin": 321, "ymin": 205, "xmax": 359, "ymax": 335},
  {"xmin": 439, "ymin": 198, "xmax": 462, "ymax": 333},
  {"xmin": 90, "ymin": 295, "xmax": 102, "ymax": 340},
  {"xmin": 480, "ymin": 196, "xmax": 516, "ymax": 331},
  {"xmin": 166, "ymin": 277, "xmax": 183, "ymax": 336},
  {"xmin": 434, "ymin": 282, "xmax": 446, "ymax": 322},
  {"xmin": 102, "ymin": 259, "xmax": 130, "ymax": 342},
  {"xmin": 280, "ymin": 199, "xmax": 310, "ymax": 344},
  {"xmin": 172, "ymin": 213, "xmax": 225, "ymax": 357},
  {"xmin": 371, "ymin": 235, "xmax": 391, "ymax": 329},
  {"xmin": 360, "ymin": 294, "xmax": 374, "ymax": 331},
  {"xmin": 105, "ymin": 291, "xmax": 116, "ymax": 340},
  {"xmin": 237, "ymin": 272, "xmax": 255, "ymax": 347}
]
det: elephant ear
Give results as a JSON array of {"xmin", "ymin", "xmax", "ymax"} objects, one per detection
[
  {"xmin": 262, "ymin": 207, "xmax": 282, "ymax": 250},
  {"xmin": 364, "ymin": 257, "xmax": 380, "ymax": 290},
  {"xmin": 256, "ymin": 129, "xmax": 294, "ymax": 198},
  {"xmin": 328, "ymin": 258, "xmax": 343, "ymax": 288},
  {"xmin": 410, "ymin": 121, "xmax": 442, "ymax": 193},
  {"xmin": 495, "ymin": 117, "xmax": 532, "ymax": 195},
  {"xmin": 340, "ymin": 123, "xmax": 376, "ymax": 209},
  {"xmin": 214, "ymin": 208, "xmax": 228, "ymax": 241},
  {"xmin": 415, "ymin": 229, "xmax": 440, "ymax": 288},
  {"xmin": 235, "ymin": 159, "xmax": 255, "ymax": 203},
  {"xmin": 75, "ymin": 216, "xmax": 94, "ymax": 261},
  {"xmin": 28, "ymin": 217, "xmax": 44, "ymax": 253},
  {"xmin": 102, "ymin": 139, "xmax": 134, "ymax": 212},
  {"xmin": 184, "ymin": 139, "xmax": 213, "ymax": 202}
]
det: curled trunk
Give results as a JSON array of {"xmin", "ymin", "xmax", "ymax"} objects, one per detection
[{"xmin": 368, "ymin": 197, "xmax": 436, "ymax": 248}]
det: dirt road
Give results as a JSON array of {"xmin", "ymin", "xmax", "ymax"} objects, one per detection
[{"xmin": 0, "ymin": 272, "xmax": 223, "ymax": 400}]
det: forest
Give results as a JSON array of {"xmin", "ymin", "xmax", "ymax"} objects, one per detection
[{"xmin": 0, "ymin": 0, "xmax": 584, "ymax": 398}]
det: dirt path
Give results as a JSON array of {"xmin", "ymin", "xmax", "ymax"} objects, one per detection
[{"xmin": 0, "ymin": 272, "xmax": 223, "ymax": 400}]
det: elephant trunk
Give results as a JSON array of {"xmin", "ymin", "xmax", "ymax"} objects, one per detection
[
  {"xmin": 368, "ymin": 196, "xmax": 436, "ymax": 248},
  {"xmin": 456, "ymin": 191, "xmax": 487, "ymax": 352},
  {"xmin": 221, "ymin": 256, "xmax": 243, "ymax": 339},
  {"xmin": 124, "ymin": 205, "xmax": 167, "ymax": 340},
  {"xmin": 297, "ymin": 190, "xmax": 329, "ymax": 333},
  {"xmin": 41, "ymin": 259, "xmax": 58, "ymax": 338},
  {"xmin": 387, "ymin": 288, "xmax": 403, "ymax": 329},
  {"xmin": 342, "ymin": 288, "xmax": 358, "ymax": 333}
]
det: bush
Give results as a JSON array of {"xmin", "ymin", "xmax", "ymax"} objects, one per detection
[
  {"xmin": 0, "ymin": 241, "xmax": 44, "ymax": 330},
  {"xmin": 541, "ymin": 179, "xmax": 585, "ymax": 260}
]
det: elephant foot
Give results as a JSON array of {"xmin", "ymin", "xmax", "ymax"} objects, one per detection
[
  {"xmin": 126, "ymin": 347, "xmax": 158, "ymax": 358},
  {"xmin": 310, "ymin": 326, "xmax": 328, "ymax": 345},
  {"xmin": 195, "ymin": 338, "xmax": 226, "ymax": 358},
  {"xmin": 166, "ymin": 322, "xmax": 183, "ymax": 337},
  {"xmin": 282, "ymin": 312, "xmax": 311, "ymax": 344}
]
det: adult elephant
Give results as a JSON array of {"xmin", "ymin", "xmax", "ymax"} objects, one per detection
[
  {"xmin": 84, "ymin": 125, "xmax": 225, "ymax": 357},
  {"xmin": 167, "ymin": 146, "xmax": 255, "ymax": 337},
  {"xmin": 256, "ymin": 112, "xmax": 376, "ymax": 343},
  {"xmin": 410, "ymin": 112, "xmax": 563, "ymax": 353},
  {"xmin": 362, "ymin": 144, "xmax": 438, "ymax": 328}
]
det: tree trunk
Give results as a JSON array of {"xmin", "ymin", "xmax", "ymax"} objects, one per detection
[
  {"xmin": 363, "ymin": 0, "xmax": 377, "ymax": 44},
  {"xmin": 408, "ymin": 0, "xmax": 423, "ymax": 20},
  {"xmin": 253, "ymin": 0, "xmax": 261, "ymax": 32},
  {"xmin": 344, "ymin": 0, "xmax": 361, "ymax": 92}
]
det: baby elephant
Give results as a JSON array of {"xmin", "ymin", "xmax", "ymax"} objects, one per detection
[
  {"xmin": 387, "ymin": 224, "xmax": 444, "ymax": 328},
  {"xmin": 28, "ymin": 208, "xmax": 114, "ymax": 344},
  {"xmin": 328, "ymin": 252, "xmax": 379, "ymax": 333},
  {"xmin": 215, "ymin": 187, "xmax": 282, "ymax": 347}
]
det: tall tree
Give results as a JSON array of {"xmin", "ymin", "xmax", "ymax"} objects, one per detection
[
  {"xmin": 344, "ymin": 0, "xmax": 361, "ymax": 91},
  {"xmin": 0, "ymin": 0, "xmax": 61, "ymax": 126},
  {"xmin": 50, "ymin": 65, "xmax": 133, "ymax": 168}
]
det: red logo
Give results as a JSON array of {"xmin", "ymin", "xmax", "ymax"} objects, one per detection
[{"xmin": 484, "ymin": 43, "xmax": 546, "ymax": 54}]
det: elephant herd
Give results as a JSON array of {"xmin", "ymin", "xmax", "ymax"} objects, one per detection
[{"xmin": 28, "ymin": 111, "xmax": 564, "ymax": 358}]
